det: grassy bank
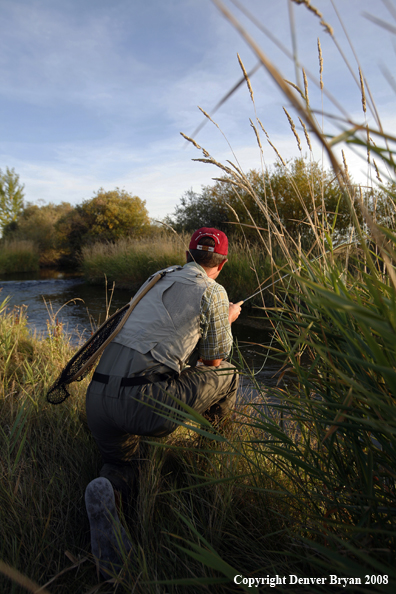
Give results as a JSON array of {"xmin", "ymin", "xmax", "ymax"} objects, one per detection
[
  {"xmin": 0, "ymin": 240, "xmax": 39, "ymax": 274},
  {"xmin": 81, "ymin": 234, "xmax": 275, "ymax": 304}
]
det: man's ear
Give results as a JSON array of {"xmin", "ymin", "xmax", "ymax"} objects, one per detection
[{"xmin": 217, "ymin": 258, "xmax": 228, "ymax": 272}]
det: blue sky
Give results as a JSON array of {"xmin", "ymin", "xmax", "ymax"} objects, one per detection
[{"xmin": 0, "ymin": 0, "xmax": 395, "ymax": 219}]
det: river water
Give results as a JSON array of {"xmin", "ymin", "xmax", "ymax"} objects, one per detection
[{"xmin": 0, "ymin": 270, "xmax": 284, "ymax": 387}]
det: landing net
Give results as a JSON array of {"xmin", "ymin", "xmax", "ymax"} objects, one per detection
[{"xmin": 46, "ymin": 303, "xmax": 129, "ymax": 404}]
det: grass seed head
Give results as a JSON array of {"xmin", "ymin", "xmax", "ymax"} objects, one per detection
[
  {"xmin": 267, "ymin": 139, "xmax": 287, "ymax": 166},
  {"xmin": 238, "ymin": 53, "xmax": 254, "ymax": 103},
  {"xmin": 302, "ymin": 68, "xmax": 309, "ymax": 108},
  {"xmin": 359, "ymin": 67, "xmax": 367, "ymax": 114},
  {"xmin": 291, "ymin": 0, "xmax": 333, "ymax": 35},
  {"xmin": 285, "ymin": 79, "xmax": 305, "ymax": 100},
  {"xmin": 258, "ymin": 119, "xmax": 270, "ymax": 139},
  {"xmin": 291, "ymin": 0, "xmax": 322, "ymax": 19},
  {"xmin": 298, "ymin": 117, "xmax": 313, "ymax": 152},
  {"xmin": 198, "ymin": 106, "xmax": 219, "ymax": 129},
  {"xmin": 320, "ymin": 19, "xmax": 334, "ymax": 36},
  {"xmin": 250, "ymin": 118, "xmax": 262, "ymax": 150},
  {"xmin": 317, "ymin": 38, "xmax": 323, "ymax": 90},
  {"xmin": 373, "ymin": 159, "xmax": 383, "ymax": 183},
  {"xmin": 342, "ymin": 149, "xmax": 350, "ymax": 181},
  {"xmin": 283, "ymin": 108, "xmax": 302, "ymax": 152},
  {"xmin": 366, "ymin": 127, "xmax": 371, "ymax": 164},
  {"xmin": 180, "ymin": 132, "xmax": 201, "ymax": 150}
]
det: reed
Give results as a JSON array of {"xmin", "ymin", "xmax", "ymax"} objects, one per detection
[
  {"xmin": 0, "ymin": 297, "xmax": 98, "ymax": 592},
  {"xmin": 135, "ymin": 0, "xmax": 396, "ymax": 589},
  {"xmin": 80, "ymin": 233, "xmax": 187, "ymax": 290},
  {"xmin": 0, "ymin": 240, "xmax": 39, "ymax": 274},
  {"xmin": 81, "ymin": 234, "xmax": 274, "ymax": 304}
]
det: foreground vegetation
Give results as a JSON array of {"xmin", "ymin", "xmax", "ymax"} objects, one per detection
[
  {"xmin": 1, "ymin": 237, "xmax": 395, "ymax": 593},
  {"xmin": 0, "ymin": 299, "xmax": 305, "ymax": 593},
  {"xmin": 3, "ymin": 242, "xmax": 395, "ymax": 594}
]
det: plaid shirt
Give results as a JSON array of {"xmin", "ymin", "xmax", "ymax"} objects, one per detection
[{"xmin": 184, "ymin": 262, "xmax": 233, "ymax": 361}]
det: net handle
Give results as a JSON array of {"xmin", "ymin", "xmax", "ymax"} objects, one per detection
[{"xmin": 67, "ymin": 272, "xmax": 164, "ymax": 383}]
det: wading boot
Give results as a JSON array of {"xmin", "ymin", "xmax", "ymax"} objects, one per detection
[{"xmin": 85, "ymin": 477, "xmax": 132, "ymax": 579}]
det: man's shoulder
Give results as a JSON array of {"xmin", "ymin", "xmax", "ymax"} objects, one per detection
[
  {"xmin": 209, "ymin": 279, "xmax": 227, "ymax": 293},
  {"xmin": 202, "ymin": 280, "xmax": 229, "ymax": 304}
]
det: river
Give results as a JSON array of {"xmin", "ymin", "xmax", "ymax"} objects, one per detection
[{"xmin": 0, "ymin": 269, "xmax": 284, "ymax": 387}]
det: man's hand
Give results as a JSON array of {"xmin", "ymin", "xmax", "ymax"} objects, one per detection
[
  {"xmin": 200, "ymin": 358, "xmax": 222, "ymax": 367},
  {"xmin": 229, "ymin": 301, "xmax": 242, "ymax": 324}
]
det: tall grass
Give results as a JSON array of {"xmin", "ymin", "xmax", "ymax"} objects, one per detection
[
  {"xmin": 2, "ymin": 285, "xmax": 394, "ymax": 592},
  {"xmin": 0, "ymin": 297, "xmax": 98, "ymax": 592},
  {"xmin": 136, "ymin": 0, "xmax": 396, "ymax": 590},
  {"xmin": 80, "ymin": 233, "xmax": 186, "ymax": 289},
  {"xmin": 0, "ymin": 240, "xmax": 39, "ymax": 274},
  {"xmin": 81, "ymin": 233, "xmax": 274, "ymax": 303}
]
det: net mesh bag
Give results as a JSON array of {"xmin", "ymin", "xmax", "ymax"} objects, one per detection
[{"xmin": 46, "ymin": 303, "xmax": 129, "ymax": 404}]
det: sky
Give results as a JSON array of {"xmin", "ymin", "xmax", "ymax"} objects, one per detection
[{"xmin": 0, "ymin": 0, "xmax": 395, "ymax": 220}]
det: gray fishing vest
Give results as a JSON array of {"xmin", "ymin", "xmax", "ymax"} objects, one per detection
[{"xmin": 112, "ymin": 264, "xmax": 215, "ymax": 374}]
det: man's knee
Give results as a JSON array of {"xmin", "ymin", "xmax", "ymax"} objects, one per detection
[{"xmin": 216, "ymin": 360, "xmax": 239, "ymax": 391}]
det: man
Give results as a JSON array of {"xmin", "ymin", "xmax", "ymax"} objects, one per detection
[{"xmin": 84, "ymin": 227, "xmax": 242, "ymax": 576}]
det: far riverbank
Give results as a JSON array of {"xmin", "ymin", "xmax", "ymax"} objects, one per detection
[{"xmin": 80, "ymin": 235, "xmax": 279, "ymax": 304}]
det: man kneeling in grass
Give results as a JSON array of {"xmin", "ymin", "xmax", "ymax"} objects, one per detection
[{"xmin": 84, "ymin": 227, "xmax": 242, "ymax": 577}]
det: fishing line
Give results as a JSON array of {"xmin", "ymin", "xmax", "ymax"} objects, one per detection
[{"xmin": 242, "ymin": 240, "xmax": 357, "ymax": 304}]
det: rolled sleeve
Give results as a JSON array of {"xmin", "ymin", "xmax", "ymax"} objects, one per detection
[{"xmin": 198, "ymin": 283, "xmax": 233, "ymax": 361}]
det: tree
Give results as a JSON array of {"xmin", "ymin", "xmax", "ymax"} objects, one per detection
[
  {"xmin": 56, "ymin": 188, "xmax": 150, "ymax": 260},
  {"xmin": 3, "ymin": 202, "xmax": 72, "ymax": 249},
  {"xmin": 81, "ymin": 188, "xmax": 150, "ymax": 243},
  {"xmin": 169, "ymin": 158, "xmax": 361, "ymax": 247},
  {"xmin": 169, "ymin": 188, "xmax": 229, "ymax": 232},
  {"xmin": 265, "ymin": 158, "xmax": 352, "ymax": 245},
  {"xmin": 0, "ymin": 167, "xmax": 25, "ymax": 233}
]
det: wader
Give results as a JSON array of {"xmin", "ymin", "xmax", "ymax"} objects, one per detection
[{"xmin": 85, "ymin": 264, "xmax": 239, "ymax": 490}]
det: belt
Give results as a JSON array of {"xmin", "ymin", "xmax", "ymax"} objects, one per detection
[{"xmin": 92, "ymin": 371, "xmax": 173, "ymax": 386}]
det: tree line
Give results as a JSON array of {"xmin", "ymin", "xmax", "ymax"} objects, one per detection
[
  {"xmin": 0, "ymin": 174, "xmax": 151, "ymax": 266},
  {"xmin": 1, "ymin": 158, "xmax": 394, "ymax": 268},
  {"xmin": 167, "ymin": 157, "xmax": 395, "ymax": 249}
]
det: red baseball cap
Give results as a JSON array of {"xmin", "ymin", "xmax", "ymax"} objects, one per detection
[{"xmin": 189, "ymin": 227, "xmax": 228, "ymax": 256}]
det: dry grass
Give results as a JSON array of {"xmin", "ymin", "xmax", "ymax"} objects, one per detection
[
  {"xmin": 0, "ymin": 240, "xmax": 39, "ymax": 274},
  {"xmin": 81, "ymin": 233, "xmax": 274, "ymax": 304}
]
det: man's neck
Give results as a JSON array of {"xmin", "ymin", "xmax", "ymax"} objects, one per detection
[
  {"xmin": 186, "ymin": 259, "xmax": 220, "ymax": 280},
  {"xmin": 202, "ymin": 265, "xmax": 219, "ymax": 279}
]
